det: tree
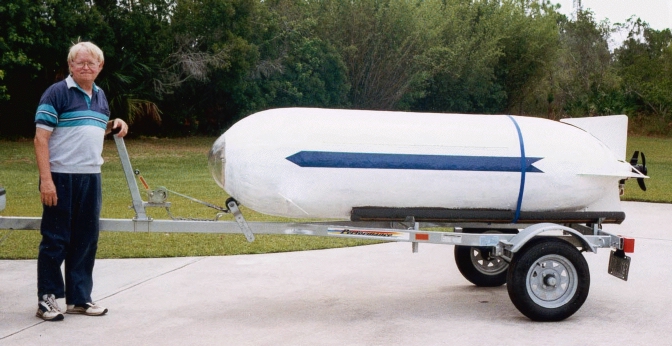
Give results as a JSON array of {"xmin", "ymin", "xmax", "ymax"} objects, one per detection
[
  {"xmin": 94, "ymin": 0, "xmax": 175, "ymax": 133},
  {"xmin": 537, "ymin": 10, "xmax": 626, "ymax": 117},
  {"xmin": 495, "ymin": 0, "xmax": 560, "ymax": 115},
  {"xmin": 0, "ymin": 0, "xmax": 52, "ymax": 137},
  {"xmin": 0, "ymin": 0, "xmax": 109, "ymax": 138},
  {"xmin": 252, "ymin": 0, "xmax": 349, "ymax": 110},
  {"xmin": 615, "ymin": 19, "xmax": 672, "ymax": 133},
  {"xmin": 410, "ymin": 0, "xmax": 507, "ymax": 113},
  {"xmin": 311, "ymin": 0, "xmax": 426, "ymax": 110},
  {"xmin": 0, "ymin": 70, "xmax": 8, "ymax": 102},
  {"xmin": 159, "ymin": 0, "xmax": 266, "ymax": 134},
  {"xmin": 1, "ymin": 0, "xmax": 669, "ymax": 138}
]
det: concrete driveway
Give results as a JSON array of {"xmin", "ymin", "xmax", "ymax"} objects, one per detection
[{"xmin": 1, "ymin": 201, "xmax": 670, "ymax": 345}]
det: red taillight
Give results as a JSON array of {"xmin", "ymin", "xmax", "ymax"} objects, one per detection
[{"xmin": 622, "ymin": 237, "xmax": 635, "ymax": 253}]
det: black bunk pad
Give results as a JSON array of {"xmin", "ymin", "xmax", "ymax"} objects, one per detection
[{"xmin": 350, "ymin": 207, "xmax": 625, "ymax": 224}]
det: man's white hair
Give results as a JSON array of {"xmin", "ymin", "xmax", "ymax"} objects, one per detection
[{"xmin": 68, "ymin": 41, "xmax": 104, "ymax": 63}]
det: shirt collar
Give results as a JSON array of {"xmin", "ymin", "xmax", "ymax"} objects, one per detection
[{"xmin": 65, "ymin": 75, "xmax": 99, "ymax": 93}]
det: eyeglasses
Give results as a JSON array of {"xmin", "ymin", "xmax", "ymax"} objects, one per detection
[{"xmin": 72, "ymin": 61, "xmax": 100, "ymax": 69}]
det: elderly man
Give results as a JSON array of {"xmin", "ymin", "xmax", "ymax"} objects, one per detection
[{"xmin": 34, "ymin": 41, "xmax": 128, "ymax": 321}]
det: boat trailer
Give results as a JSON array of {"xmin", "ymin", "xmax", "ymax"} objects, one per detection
[{"xmin": 0, "ymin": 135, "xmax": 635, "ymax": 321}]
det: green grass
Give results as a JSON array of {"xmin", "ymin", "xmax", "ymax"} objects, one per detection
[
  {"xmin": 1, "ymin": 135, "xmax": 670, "ymax": 259},
  {"xmin": 0, "ymin": 137, "xmax": 378, "ymax": 259},
  {"xmin": 623, "ymin": 136, "xmax": 672, "ymax": 202}
]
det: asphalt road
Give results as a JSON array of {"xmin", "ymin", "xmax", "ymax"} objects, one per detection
[{"xmin": 1, "ymin": 201, "xmax": 670, "ymax": 345}]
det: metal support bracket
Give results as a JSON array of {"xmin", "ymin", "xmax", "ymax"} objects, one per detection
[{"xmin": 404, "ymin": 216, "xmax": 420, "ymax": 253}]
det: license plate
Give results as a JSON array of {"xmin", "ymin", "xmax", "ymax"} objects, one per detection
[{"xmin": 608, "ymin": 250, "xmax": 631, "ymax": 281}]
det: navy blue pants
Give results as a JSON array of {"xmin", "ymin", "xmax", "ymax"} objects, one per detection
[{"xmin": 37, "ymin": 173, "xmax": 101, "ymax": 305}]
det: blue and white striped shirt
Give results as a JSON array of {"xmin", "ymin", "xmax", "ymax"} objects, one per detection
[{"xmin": 35, "ymin": 76, "xmax": 110, "ymax": 173}]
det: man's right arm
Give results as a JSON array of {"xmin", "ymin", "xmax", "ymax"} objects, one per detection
[{"xmin": 34, "ymin": 128, "xmax": 57, "ymax": 206}]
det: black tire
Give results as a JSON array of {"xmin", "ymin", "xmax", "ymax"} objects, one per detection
[
  {"xmin": 454, "ymin": 229, "xmax": 511, "ymax": 287},
  {"xmin": 507, "ymin": 237, "xmax": 590, "ymax": 321}
]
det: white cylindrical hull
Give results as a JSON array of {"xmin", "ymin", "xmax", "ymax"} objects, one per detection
[{"xmin": 210, "ymin": 108, "xmax": 635, "ymax": 219}]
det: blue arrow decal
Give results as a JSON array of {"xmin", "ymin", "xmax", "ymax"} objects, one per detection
[{"xmin": 286, "ymin": 151, "xmax": 543, "ymax": 173}]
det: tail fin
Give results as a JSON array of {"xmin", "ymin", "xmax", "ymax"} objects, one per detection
[{"xmin": 561, "ymin": 115, "xmax": 628, "ymax": 161}]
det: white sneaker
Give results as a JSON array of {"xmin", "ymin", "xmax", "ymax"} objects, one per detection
[
  {"xmin": 36, "ymin": 294, "xmax": 64, "ymax": 321},
  {"xmin": 66, "ymin": 302, "xmax": 108, "ymax": 316}
]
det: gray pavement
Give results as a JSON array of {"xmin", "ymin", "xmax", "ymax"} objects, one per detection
[{"xmin": 1, "ymin": 201, "xmax": 671, "ymax": 345}]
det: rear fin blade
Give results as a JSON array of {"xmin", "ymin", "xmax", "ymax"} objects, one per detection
[{"xmin": 561, "ymin": 115, "xmax": 628, "ymax": 161}]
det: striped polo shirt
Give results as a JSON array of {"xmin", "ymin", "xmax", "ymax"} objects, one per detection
[{"xmin": 35, "ymin": 75, "xmax": 110, "ymax": 174}]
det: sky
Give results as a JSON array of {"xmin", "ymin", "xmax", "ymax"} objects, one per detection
[
  {"xmin": 554, "ymin": 0, "xmax": 672, "ymax": 31},
  {"xmin": 554, "ymin": 0, "xmax": 671, "ymax": 47}
]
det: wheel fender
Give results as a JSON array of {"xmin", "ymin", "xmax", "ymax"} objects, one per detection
[{"xmin": 500, "ymin": 223, "xmax": 597, "ymax": 255}]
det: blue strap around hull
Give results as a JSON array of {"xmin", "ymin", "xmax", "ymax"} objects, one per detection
[{"xmin": 507, "ymin": 115, "xmax": 526, "ymax": 223}]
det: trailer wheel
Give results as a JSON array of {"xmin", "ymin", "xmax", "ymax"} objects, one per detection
[
  {"xmin": 455, "ymin": 246, "xmax": 508, "ymax": 287},
  {"xmin": 507, "ymin": 237, "xmax": 590, "ymax": 321},
  {"xmin": 454, "ymin": 229, "xmax": 511, "ymax": 287}
]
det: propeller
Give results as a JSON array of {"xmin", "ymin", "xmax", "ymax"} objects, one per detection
[{"xmin": 629, "ymin": 151, "xmax": 648, "ymax": 191}]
